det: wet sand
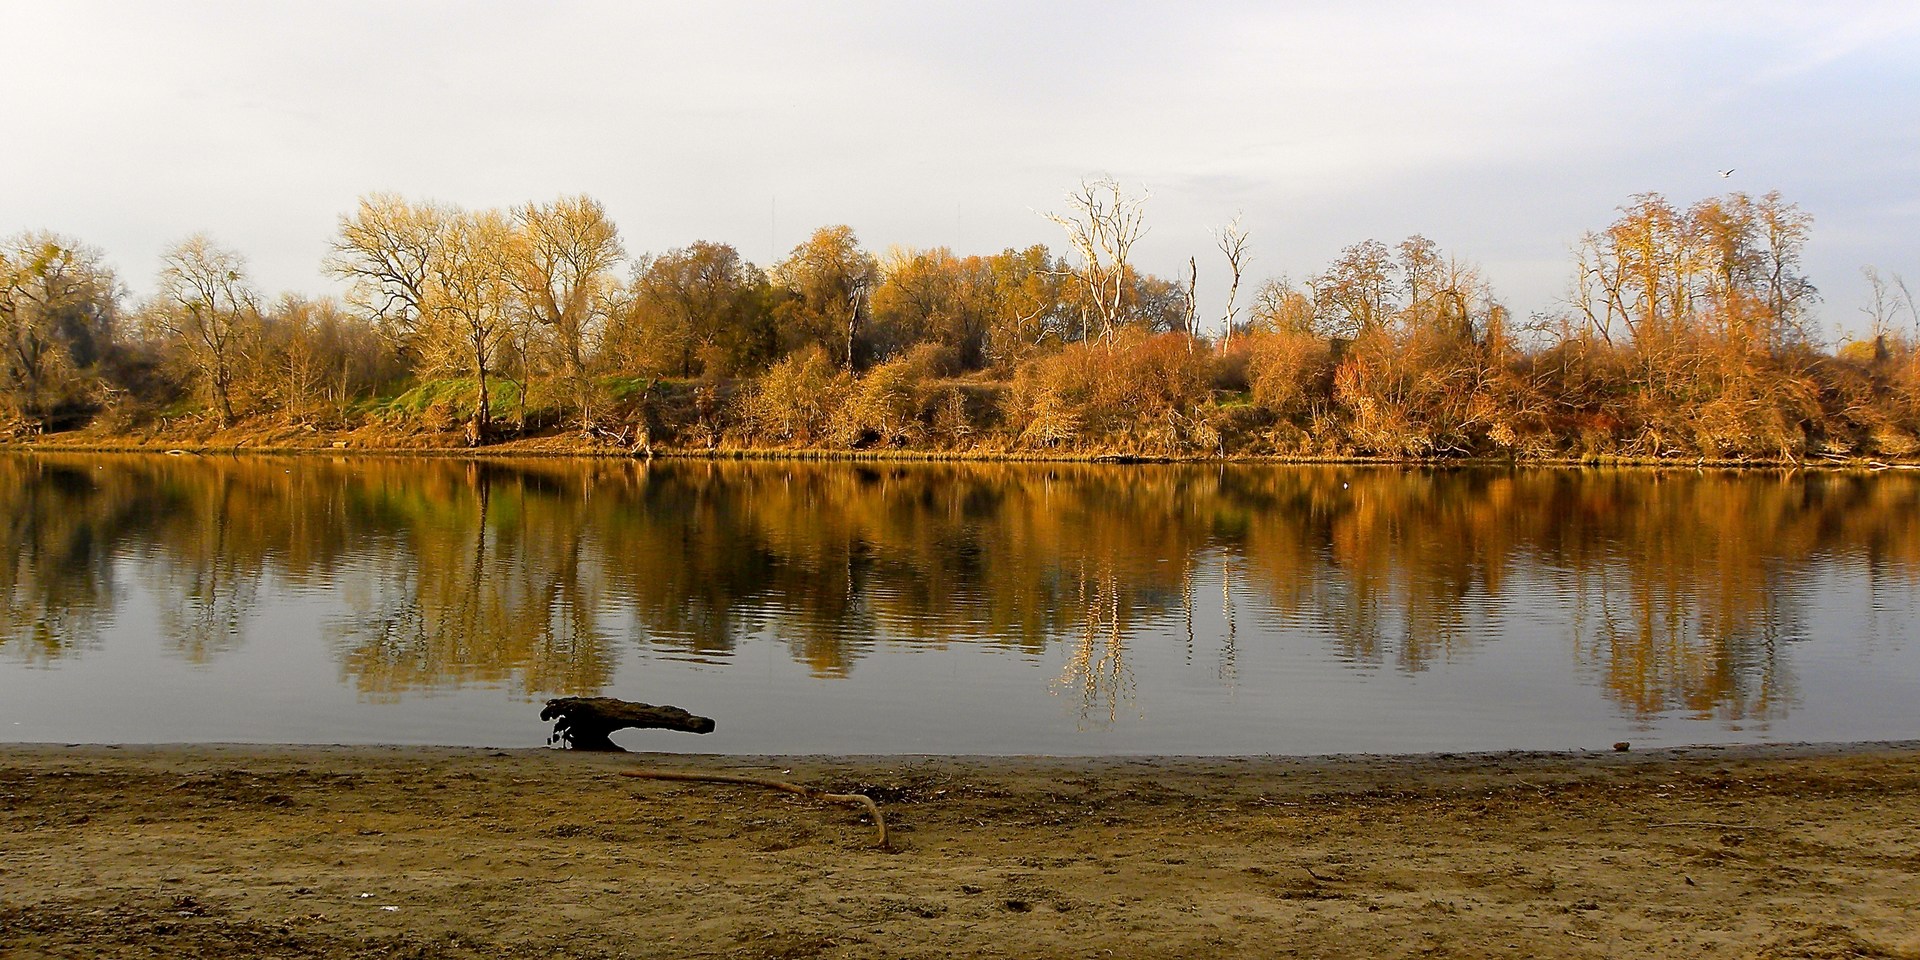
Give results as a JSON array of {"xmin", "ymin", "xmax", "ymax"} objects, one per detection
[{"xmin": 4, "ymin": 743, "xmax": 1919, "ymax": 958}]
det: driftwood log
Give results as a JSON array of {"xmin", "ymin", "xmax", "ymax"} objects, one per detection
[{"xmin": 541, "ymin": 697, "xmax": 715, "ymax": 751}]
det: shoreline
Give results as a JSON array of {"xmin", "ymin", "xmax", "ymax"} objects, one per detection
[
  {"xmin": 8, "ymin": 735, "xmax": 1920, "ymax": 762},
  {"xmin": 8, "ymin": 740, "xmax": 1919, "ymax": 957},
  {"xmin": 6, "ymin": 437, "xmax": 1916, "ymax": 470}
]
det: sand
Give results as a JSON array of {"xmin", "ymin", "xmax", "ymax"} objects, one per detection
[{"xmin": 4, "ymin": 742, "xmax": 1919, "ymax": 958}]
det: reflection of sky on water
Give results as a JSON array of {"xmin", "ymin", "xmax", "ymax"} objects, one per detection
[{"xmin": 1, "ymin": 454, "xmax": 1917, "ymax": 754}]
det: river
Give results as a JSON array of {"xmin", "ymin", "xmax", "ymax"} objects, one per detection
[{"xmin": 2, "ymin": 453, "xmax": 1916, "ymax": 754}]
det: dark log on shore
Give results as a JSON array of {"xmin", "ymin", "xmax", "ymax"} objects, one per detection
[{"xmin": 541, "ymin": 697, "xmax": 716, "ymax": 750}]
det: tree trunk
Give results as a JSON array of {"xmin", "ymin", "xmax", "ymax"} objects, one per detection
[
  {"xmin": 541, "ymin": 697, "xmax": 716, "ymax": 750},
  {"xmin": 471, "ymin": 361, "xmax": 490, "ymax": 446}
]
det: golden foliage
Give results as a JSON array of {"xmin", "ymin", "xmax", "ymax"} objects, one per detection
[{"xmin": 738, "ymin": 345, "xmax": 851, "ymax": 445}]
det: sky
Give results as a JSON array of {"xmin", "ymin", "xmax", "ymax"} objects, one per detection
[{"xmin": 6, "ymin": 1, "xmax": 1919, "ymax": 340}]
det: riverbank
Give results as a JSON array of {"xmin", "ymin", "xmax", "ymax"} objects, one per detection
[
  {"xmin": 5, "ymin": 743, "xmax": 1918, "ymax": 959},
  {"xmin": 9, "ymin": 430, "xmax": 1917, "ymax": 469}
]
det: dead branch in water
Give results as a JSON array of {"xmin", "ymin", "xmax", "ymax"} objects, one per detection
[{"xmin": 620, "ymin": 769, "xmax": 889, "ymax": 849}]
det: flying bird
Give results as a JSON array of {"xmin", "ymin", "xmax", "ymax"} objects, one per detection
[{"xmin": 1717, "ymin": 169, "xmax": 1735, "ymax": 178}]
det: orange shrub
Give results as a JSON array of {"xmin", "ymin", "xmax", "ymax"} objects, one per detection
[
  {"xmin": 1007, "ymin": 331, "xmax": 1213, "ymax": 453},
  {"xmin": 736, "ymin": 346, "xmax": 850, "ymax": 445}
]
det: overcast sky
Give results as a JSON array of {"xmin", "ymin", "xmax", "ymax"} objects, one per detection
[{"xmin": 6, "ymin": 1, "xmax": 1919, "ymax": 339}]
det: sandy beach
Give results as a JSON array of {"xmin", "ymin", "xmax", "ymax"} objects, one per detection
[{"xmin": 4, "ymin": 743, "xmax": 1919, "ymax": 958}]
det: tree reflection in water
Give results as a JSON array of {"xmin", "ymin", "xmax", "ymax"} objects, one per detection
[
  {"xmin": 1, "ymin": 453, "xmax": 1915, "ymax": 724},
  {"xmin": 0, "ymin": 459, "xmax": 130, "ymax": 664},
  {"xmin": 1052, "ymin": 561, "xmax": 1137, "ymax": 727},
  {"xmin": 329, "ymin": 462, "xmax": 617, "ymax": 699}
]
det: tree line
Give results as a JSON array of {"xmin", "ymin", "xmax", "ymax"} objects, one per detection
[{"xmin": 4, "ymin": 182, "xmax": 1918, "ymax": 459}]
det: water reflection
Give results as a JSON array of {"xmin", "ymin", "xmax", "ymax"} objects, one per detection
[
  {"xmin": 1, "ymin": 453, "xmax": 1916, "ymax": 728},
  {"xmin": 329, "ymin": 464, "xmax": 618, "ymax": 699},
  {"xmin": 0, "ymin": 459, "xmax": 127, "ymax": 664}
]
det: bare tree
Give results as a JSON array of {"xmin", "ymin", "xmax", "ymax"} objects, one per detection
[
  {"xmin": 1184, "ymin": 256, "xmax": 1198, "ymax": 344},
  {"xmin": 327, "ymin": 194, "xmax": 453, "ymax": 358},
  {"xmin": 1863, "ymin": 266, "xmax": 1897, "ymax": 346},
  {"xmin": 1862, "ymin": 266, "xmax": 1920, "ymax": 353},
  {"xmin": 1044, "ymin": 177, "xmax": 1149, "ymax": 343},
  {"xmin": 1571, "ymin": 192, "xmax": 1817, "ymax": 351},
  {"xmin": 1900, "ymin": 274, "xmax": 1920, "ymax": 338},
  {"xmin": 155, "ymin": 235, "xmax": 259, "ymax": 426},
  {"xmin": 1311, "ymin": 239, "xmax": 1396, "ymax": 339},
  {"xmin": 1214, "ymin": 216, "xmax": 1250, "ymax": 346}
]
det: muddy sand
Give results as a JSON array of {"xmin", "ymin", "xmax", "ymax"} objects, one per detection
[{"xmin": 3, "ymin": 743, "xmax": 1918, "ymax": 959}]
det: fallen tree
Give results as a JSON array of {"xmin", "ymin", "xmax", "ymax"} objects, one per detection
[{"xmin": 540, "ymin": 697, "xmax": 715, "ymax": 750}]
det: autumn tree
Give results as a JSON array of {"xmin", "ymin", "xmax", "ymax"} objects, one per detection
[
  {"xmin": 506, "ymin": 195, "xmax": 624, "ymax": 430},
  {"xmin": 1248, "ymin": 277, "xmax": 1316, "ymax": 335},
  {"xmin": 869, "ymin": 247, "xmax": 999, "ymax": 371},
  {"xmin": 1571, "ymin": 192, "xmax": 1815, "ymax": 348},
  {"xmin": 421, "ymin": 210, "xmax": 517, "ymax": 443},
  {"xmin": 771, "ymin": 226, "xmax": 877, "ymax": 371},
  {"xmin": 1559, "ymin": 191, "xmax": 1824, "ymax": 457},
  {"xmin": 326, "ymin": 194, "xmax": 454, "ymax": 359},
  {"xmin": 614, "ymin": 241, "xmax": 774, "ymax": 378},
  {"xmin": 0, "ymin": 232, "xmax": 119, "ymax": 432},
  {"xmin": 252, "ymin": 295, "xmax": 396, "ymax": 425},
  {"xmin": 330, "ymin": 195, "xmax": 528, "ymax": 441},
  {"xmin": 153, "ymin": 235, "xmax": 260, "ymax": 426},
  {"xmin": 1125, "ymin": 269, "xmax": 1190, "ymax": 333},
  {"xmin": 1709, "ymin": 191, "xmax": 1816, "ymax": 345},
  {"xmin": 981, "ymin": 244, "xmax": 1071, "ymax": 366}
]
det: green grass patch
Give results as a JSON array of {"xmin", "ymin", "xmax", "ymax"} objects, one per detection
[{"xmin": 362, "ymin": 378, "xmax": 533, "ymax": 419}]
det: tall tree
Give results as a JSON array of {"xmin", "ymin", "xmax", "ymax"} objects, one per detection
[
  {"xmin": 1311, "ymin": 239, "xmax": 1396, "ymax": 338},
  {"xmin": 1248, "ymin": 276, "xmax": 1316, "ymax": 335},
  {"xmin": 154, "ymin": 235, "xmax": 259, "ymax": 426},
  {"xmin": 982, "ymin": 244, "xmax": 1071, "ymax": 366},
  {"xmin": 870, "ymin": 247, "xmax": 998, "ymax": 371},
  {"xmin": 1572, "ymin": 191, "xmax": 1816, "ymax": 349},
  {"xmin": 419, "ymin": 210, "xmax": 516, "ymax": 443},
  {"xmin": 771, "ymin": 226, "xmax": 877, "ymax": 371},
  {"xmin": 507, "ymin": 195, "xmax": 625, "ymax": 430}
]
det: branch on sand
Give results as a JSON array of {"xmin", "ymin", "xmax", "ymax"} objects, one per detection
[{"xmin": 620, "ymin": 769, "xmax": 890, "ymax": 850}]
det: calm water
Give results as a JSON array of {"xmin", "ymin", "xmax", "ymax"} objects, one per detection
[{"xmin": 2, "ymin": 453, "xmax": 1917, "ymax": 754}]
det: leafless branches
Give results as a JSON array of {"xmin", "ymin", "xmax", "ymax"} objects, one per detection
[{"xmin": 1044, "ymin": 177, "xmax": 1149, "ymax": 343}]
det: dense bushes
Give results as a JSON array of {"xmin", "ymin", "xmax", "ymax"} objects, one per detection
[{"xmin": 1007, "ymin": 332, "xmax": 1214, "ymax": 454}]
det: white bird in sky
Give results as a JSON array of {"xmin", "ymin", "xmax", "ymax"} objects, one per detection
[{"xmin": 1718, "ymin": 168, "xmax": 1735, "ymax": 178}]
